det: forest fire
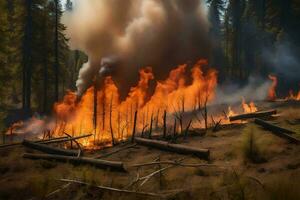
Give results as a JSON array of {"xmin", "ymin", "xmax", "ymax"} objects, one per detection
[
  {"xmin": 5, "ymin": 60, "xmax": 266, "ymax": 149},
  {"xmin": 50, "ymin": 60, "xmax": 218, "ymax": 148}
]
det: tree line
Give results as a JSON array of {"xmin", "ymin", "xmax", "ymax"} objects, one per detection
[
  {"xmin": 0, "ymin": 0, "xmax": 86, "ymax": 117},
  {"xmin": 0, "ymin": 0, "xmax": 299, "ymax": 127},
  {"xmin": 207, "ymin": 0, "xmax": 300, "ymax": 85}
]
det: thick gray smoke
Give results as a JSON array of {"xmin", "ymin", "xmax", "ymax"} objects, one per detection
[
  {"xmin": 62, "ymin": 0, "xmax": 210, "ymax": 97},
  {"xmin": 263, "ymin": 40, "xmax": 300, "ymax": 81},
  {"xmin": 214, "ymin": 76, "xmax": 272, "ymax": 105}
]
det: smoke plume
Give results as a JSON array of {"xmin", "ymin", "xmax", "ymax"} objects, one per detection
[{"xmin": 62, "ymin": 0, "xmax": 210, "ymax": 97}]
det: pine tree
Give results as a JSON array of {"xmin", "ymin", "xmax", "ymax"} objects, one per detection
[
  {"xmin": 207, "ymin": 0, "xmax": 225, "ymax": 77},
  {"xmin": 225, "ymin": 0, "xmax": 246, "ymax": 79}
]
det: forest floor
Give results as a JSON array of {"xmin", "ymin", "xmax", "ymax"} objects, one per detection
[{"xmin": 0, "ymin": 101, "xmax": 300, "ymax": 200}]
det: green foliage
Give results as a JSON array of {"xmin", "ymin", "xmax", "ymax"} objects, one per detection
[{"xmin": 0, "ymin": 0, "xmax": 81, "ymax": 116}]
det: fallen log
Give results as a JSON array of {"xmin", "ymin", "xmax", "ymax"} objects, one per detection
[
  {"xmin": 135, "ymin": 137, "xmax": 210, "ymax": 160},
  {"xmin": 41, "ymin": 134, "xmax": 93, "ymax": 145},
  {"xmin": 229, "ymin": 110, "xmax": 277, "ymax": 122},
  {"xmin": 22, "ymin": 140, "xmax": 79, "ymax": 156},
  {"xmin": 23, "ymin": 153, "xmax": 126, "ymax": 172},
  {"xmin": 254, "ymin": 118, "xmax": 299, "ymax": 144},
  {"xmin": 0, "ymin": 136, "xmax": 69, "ymax": 149},
  {"xmin": 0, "ymin": 134, "xmax": 92, "ymax": 149}
]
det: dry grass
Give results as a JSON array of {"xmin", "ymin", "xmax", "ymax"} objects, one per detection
[
  {"xmin": 0, "ymin": 103, "xmax": 299, "ymax": 200},
  {"xmin": 241, "ymin": 125, "xmax": 267, "ymax": 164}
]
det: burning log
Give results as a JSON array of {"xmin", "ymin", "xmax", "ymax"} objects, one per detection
[
  {"xmin": 254, "ymin": 119, "xmax": 299, "ymax": 144},
  {"xmin": 229, "ymin": 110, "xmax": 277, "ymax": 122},
  {"xmin": 134, "ymin": 137, "xmax": 210, "ymax": 160},
  {"xmin": 22, "ymin": 140, "xmax": 79, "ymax": 156},
  {"xmin": 23, "ymin": 153, "xmax": 126, "ymax": 172}
]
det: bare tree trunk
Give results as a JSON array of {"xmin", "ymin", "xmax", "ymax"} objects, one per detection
[
  {"xmin": 201, "ymin": 91, "xmax": 208, "ymax": 131},
  {"xmin": 149, "ymin": 113, "xmax": 154, "ymax": 139},
  {"xmin": 131, "ymin": 110, "xmax": 138, "ymax": 143},
  {"xmin": 117, "ymin": 109, "xmax": 121, "ymax": 140},
  {"xmin": 109, "ymin": 94, "xmax": 115, "ymax": 146},
  {"xmin": 23, "ymin": 0, "xmax": 33, "ymax": 111},
  {"xmin": 126, "ymin": 106, "xmax": 129, "ymax": 137},
  {"xmin": 102, "ymin": 90, "xmax": 106, "ymax": 131},
  {"xmin": 155, "ymin": 109, "xmax": 160, "ymax": 129},
  {"xmin": 93, "ymin": 80, "xmax": 98, "ymax": 143},
  {"xmin": 184, "ymin": 120, "xmax": 192, "ymax": 139},
  {"xmin": 173, "ymin": 119, "xmax": 177, "ymax": 142},
  {"xmin": 163, "ymin": 110, "xmax": 167, "ymax": 138},
  {"xmin": 181, "ymin": 96, "xmax": 185, "ymax": 113},
  {"xmin": 204, "ymin": 103, "xmax": 208, "ymax": 130},
  {"xmin": 54, "ymin": 0, "xmax": 59, "ymax": 101}
]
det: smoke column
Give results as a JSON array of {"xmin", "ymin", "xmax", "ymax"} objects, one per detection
[{"xmin": 62, "ymin": 0, "xmax": 211, "ymax": 97}]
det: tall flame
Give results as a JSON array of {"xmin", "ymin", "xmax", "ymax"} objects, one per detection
[
  {"xmin": 268, "ymin": 75, "xmax": 277, "ymax": 101},
  {"xmin": 53, "ymin": 60, "xmax": 218, "ymax": 147}
]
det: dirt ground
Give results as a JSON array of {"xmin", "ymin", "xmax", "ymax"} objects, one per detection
[{"xmin": 0, "ymin": 101, "xmax": 300, "ymax": 200}]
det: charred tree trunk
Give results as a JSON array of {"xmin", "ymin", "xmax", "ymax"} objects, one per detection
[
  {"xmin": 93, "ymin": 79, "xmax": 98, "ymax": 143},
  {"xmin": 184, "ymin": 120, "xmax": 192, "ymax": 139},
  {"xmin": 155, "ymin": 109, "xmax": 160, "ymax": 129},
  {"xmin": 149, "ymin": 113, "xmax": 154, "ymax": 139},
  {"xmin": 163, "ymin": 110, "xmax": 167, "ymax": 138},
  {"xmin": 109, "ymin": 94, "xmax": 115, "ymax": 146},
  {"xmin": 131, "ymin": 110, "xmax": 138, "ymax": 143},
  {"xmin": 117, "ymin": 109, "xmax": 121, "ymax": 139},
  {"xmin": 102, "ymin": 90, "xmax": 106, "ymax": 131},
  {"xmin": 173, "ymin": 118, "xmax": 177, "ymax": 142}
]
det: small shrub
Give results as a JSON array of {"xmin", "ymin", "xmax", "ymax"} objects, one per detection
[{"xmin": 242, "ymin": 127, "xmax": 266, "ymax": 163}]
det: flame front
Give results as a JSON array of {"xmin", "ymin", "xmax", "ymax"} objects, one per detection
[{"xmin": 52, "ymin": 60, "xmax": 218, "ymax": 148}]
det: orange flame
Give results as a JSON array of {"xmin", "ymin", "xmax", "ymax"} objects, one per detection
[
  {"xmin": 52, "ymin": 60, "xmax": 218, "ymax": 148},
  {"xmin": 242, "ymin": 98, "xmax": 258, "ymax": 113},
  {"xmin": 268, "ymin": 75, "xmax": 277, "ymax": 101},
  {"xmin": 285, "ymin": 90, "xmax": 300, "ymax": 101}
]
